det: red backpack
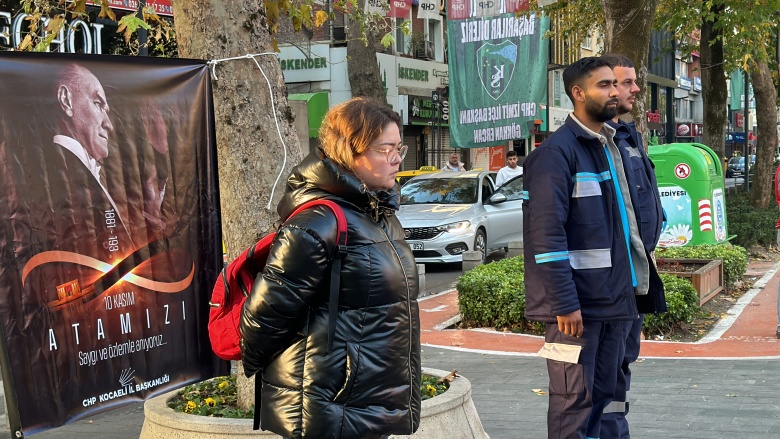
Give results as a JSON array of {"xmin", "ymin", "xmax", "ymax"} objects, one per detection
[{"xmin": 208, "ymin": 199, "xmax": 348, "ymax": 361}]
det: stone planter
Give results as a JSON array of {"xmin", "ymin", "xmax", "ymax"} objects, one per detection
[
  {"xmin": 657, "ymin": 258, "xmax": 724, "ymax": 305},
  {"xmin": 139, "ymin": 367, "xmax": 489, "ymax": 439}
]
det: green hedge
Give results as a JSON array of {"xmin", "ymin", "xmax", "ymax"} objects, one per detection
[
  {"xmin": 456, "ymin": 257, "xmax": 526, "ymax": 328},
  {"xmin": 725, "ymin": 191, "xmax": 779, "ymax": 248},
  {"xmin": 457, "ymin": 256, "xmax": 706, "ymax": 336},
  {"xmin": 655, "ymin": 243, "xmax": 747, "ymax": 287},
  {"xmin": 642, "ymin": 274, "xmax": 701, "ymax": 334}
]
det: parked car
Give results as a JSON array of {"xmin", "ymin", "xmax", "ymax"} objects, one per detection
[
  {"xmin": 398, "ymin": 171, "xmax": 524, "ymax": 263},
  {"xmin": 726, "ymin": 155, "xmax": 755, "ymax": 178}
]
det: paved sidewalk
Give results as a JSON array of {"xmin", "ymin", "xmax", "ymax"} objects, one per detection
[
  {"xmin": 4, "ymin": 257, "xmax": 780, "ymax": 438},
  {"xmin": 421, "ymin": 347, "xmax": 780, "ymax": 438},
  {"xmin": 420, "ymin": 259, "xmax": 780, "ymax": 358},
  {"xmin": 17, "ymin": 348, "xmax": 780, "ymax": 439}
]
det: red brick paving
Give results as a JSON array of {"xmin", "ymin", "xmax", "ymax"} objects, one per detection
[{"xmin": 419, "ymin": 260, "xmax": 780, "ymax": 358}]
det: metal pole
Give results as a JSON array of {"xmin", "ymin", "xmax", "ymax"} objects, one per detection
[
  {"xmin": 137, "ymin": 0, "xmax": 148, "ymax": 56},
  {"xmin": 437, "ymin": 101, "xmax": 442, "ymax": 167},
  {"xmin": 434, "ymin": 106, "xmax": 439, "ymax": 167},
  {"xmin": 744, "ymin": 70, "xmax": 750, "ymax": 192}
]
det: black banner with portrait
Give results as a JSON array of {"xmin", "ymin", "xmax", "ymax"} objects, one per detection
[{"xmin": 0, "ymin": 52, "xmax": 227, "ymax": 435}]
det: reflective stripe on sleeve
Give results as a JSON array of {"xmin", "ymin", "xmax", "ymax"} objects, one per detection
[
  {"xmin": 535, "ymin": 251, "xmax": 569, "ymax": 264},
  {"xmin": 568, "ymin": 248, "xmax": 611, "ymax": 269}
]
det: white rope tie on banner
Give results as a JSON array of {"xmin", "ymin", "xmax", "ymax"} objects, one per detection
[{"xmin": 207, "ymin": 52, "xmax": 288, "ymax": 210}]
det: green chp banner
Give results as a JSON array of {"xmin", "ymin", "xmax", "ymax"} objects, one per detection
[{"xmin": 446, "ymin": 4, "xmax": 549, "ymax": 147}]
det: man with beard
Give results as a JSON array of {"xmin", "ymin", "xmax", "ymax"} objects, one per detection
[
  {"xmin": 442, "ymin": 151, "xmax": 466, "ymax": 171},
  {"xmin": 600, "ymin": 53, "xmax": 666, "ymax": 439},
  {"xmin": 523, "ymin": 56, "xmax": 647, "ymax": 439}
]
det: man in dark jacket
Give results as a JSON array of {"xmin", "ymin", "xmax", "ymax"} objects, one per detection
[
  {"xmin": 523, "ymin": 57, "xmax": 647, "ymax": 439},
  {"xmin": 600, "ymin": 54, "xmax": 667, "ymax": 439}
]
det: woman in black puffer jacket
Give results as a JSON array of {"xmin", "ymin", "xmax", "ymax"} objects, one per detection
[{"xmin": 239, "ymin": 98, "xmax": 421, "ymax": 439}]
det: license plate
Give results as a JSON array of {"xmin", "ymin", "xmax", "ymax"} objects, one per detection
[{"xmin": 411, "ymin": 243, "xmax": 424, "ymax": 250}]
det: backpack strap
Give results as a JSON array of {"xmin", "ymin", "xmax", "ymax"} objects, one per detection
[
  {"xmin": 287, "ymin": 200, "xmax": 348, "ymax": 354},
  {"xmin": 327, "ymin": 245, "xmax": 347, "ymax": 354},
  {"xmin": 252, "ymin": 200, "xmax": 348, "ymax": 431}
]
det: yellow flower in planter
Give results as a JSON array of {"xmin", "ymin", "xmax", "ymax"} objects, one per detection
[
  {"xmin": 218, "ymin": 380, "xmax": 229, "ymax": 390},
  {"xmin": 426, "ymin": 385, "xmax": 437, "ymax": 398},
  {"xmin": 205, "ymin": 398, "xmax": 217, "ymax": 408},
  {"xmin": 184, "ymin": 401, "xmax": 197, "ymax": 413}
]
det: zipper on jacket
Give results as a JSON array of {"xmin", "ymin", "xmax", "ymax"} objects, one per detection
[
  {"xmin": 603, "ymin": 145, "xmax": 637, "ymax": 288},
  {"xmin": 378, "ymin": 219, "xmax": 415, "ymax": 431}
]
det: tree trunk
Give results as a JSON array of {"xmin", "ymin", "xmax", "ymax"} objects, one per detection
[
  {"xmin": 601, "ymin": 0, "xmax": 659, "ymax": 148},
  {"xmin": 347, "ymin": 19, "xmax": 387, "ymax": 101},
  {"xmin": 699, "ymin": 3, "xmax": 727, "ymax": 161},
  {"xmin": 748, "ymin": 59, "xmax": 778, "ymax": 209},
  {"xmin": 173, "ymin": 0, "xmax": 304, "ymax": 410}
]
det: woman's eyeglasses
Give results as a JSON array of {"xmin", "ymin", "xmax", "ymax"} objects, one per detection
[{"xmin": 369, "ymin": 144, "xmax": 408, "ymax": 163}]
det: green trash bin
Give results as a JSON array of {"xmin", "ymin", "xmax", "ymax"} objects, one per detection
[{"xmin": 648, "ymin": 143, "xmax": 728, "ymax": 247}]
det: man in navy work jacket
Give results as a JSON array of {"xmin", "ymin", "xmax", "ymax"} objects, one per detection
[
  {"xmin": 600, "ymin": 53, "xmax": 667, "ymax": 439},
  {"xmin": 523, "ymin": 56, "xmax": 650, "ymax": 439}
]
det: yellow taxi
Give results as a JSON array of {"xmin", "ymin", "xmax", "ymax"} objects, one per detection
[{"xmin": 396, "ymin": 166, "xmax": 438, "ymax": 186}]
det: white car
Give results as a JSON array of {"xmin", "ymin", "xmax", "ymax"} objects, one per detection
[{"xmin": 398, "ymin": 170, "xmax": 524, "ymax": 263}]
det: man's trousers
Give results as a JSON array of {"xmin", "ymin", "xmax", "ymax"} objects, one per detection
[
  {"xmin": 544, "ymin": 320, "xmax": 630, "ymax": 439},
  {"xmin": 600, "ymin": 314, "xmax": 644, "ymax": 438}
]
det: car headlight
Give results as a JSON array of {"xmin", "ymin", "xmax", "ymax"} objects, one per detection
[{"xmin": 436, "ymin": 221, "xmax": 471, "ymax": 235}]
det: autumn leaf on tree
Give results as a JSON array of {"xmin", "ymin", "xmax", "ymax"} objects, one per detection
[
  {"xmin": 314, "ymin": 10, "xmax": 328, "ymax": 28},
  {"xmin": 117, "ymin": 15, "xmax": 152, "ymax": 44}
]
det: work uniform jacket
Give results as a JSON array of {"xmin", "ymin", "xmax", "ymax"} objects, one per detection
[
  {"xmin": 608, "ymin": 120, "xmax": 667, "ymax": 314},
  {"xmin": 523, "ymin": 116, "xmax": 653, "ymax": 322},
  {"xmin": 240, "ymin": 149, "xmax": 421, "ymax": 439}
]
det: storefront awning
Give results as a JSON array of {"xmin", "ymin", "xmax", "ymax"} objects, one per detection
[{"xmin": 288, "ymin": 92, "xmax": 329, "ymax": 138}]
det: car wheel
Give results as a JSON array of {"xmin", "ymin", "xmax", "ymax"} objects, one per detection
[{"xmin": 474, "ymin": 230, "xmax": 487, "ymax": 263}]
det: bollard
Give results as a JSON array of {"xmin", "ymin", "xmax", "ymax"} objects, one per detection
[
  {"xmin": 417, "ymin": 263, "xmax": 427, "ymax": 297},
  {"xmin": 507, "ymin": 241, "xmax": 523, "ymax": 258},
  {"xmin": 462, "ymin": 251, "xmax": 483, "ymax": 273}
]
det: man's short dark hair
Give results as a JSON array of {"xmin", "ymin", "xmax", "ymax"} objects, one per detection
[
  {"xmin": 506, "ymin": 150, "xmax": 518, "ymax": 158},
  {"xmin": 562, "ymin": 57, "xmax": 613, "ymax": 102},
  {"xmin": 601, "ymin": 53, "xmax": 635, "ymax": 70}
]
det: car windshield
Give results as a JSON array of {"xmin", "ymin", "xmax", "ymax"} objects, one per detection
[
  {"xmin": 729, "ymin": 156, "xmax": 756, "ymax": 166},
  {"xmin": 728, "ymin": 157, "xmax": 743, "ymax": 166},
  {"xmin": 401, "ymin": 178, "xmax": 479, "ymax": 204}
]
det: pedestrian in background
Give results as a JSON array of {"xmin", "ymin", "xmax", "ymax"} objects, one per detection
[
  {"xmin": 523, "ymin": 56, "xmax": 646, "ymax": 439},
  {"xmin": 240, "ymin": 97, "xmax": 421, "ymax": 439},
  {"xmin": 495, "ymin": 150, "xmax": 523, "ymax": 186},
  {"xmin": 601, "ymin": 53, "xmax": 667, "ymax": 439},
  {"xmin": 443, "ymin": 151, "xmax": 466, "ymax": 171}
]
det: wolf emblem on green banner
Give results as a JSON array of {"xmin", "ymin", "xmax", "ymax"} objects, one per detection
[{"xmin": 477, "ymin": 40, "xmax": 517, "ymax": 100}]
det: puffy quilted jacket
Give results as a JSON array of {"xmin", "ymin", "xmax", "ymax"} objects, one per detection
[{"xmin": 239, "ymin": 149, "xmax": 421, "ymax": 439}]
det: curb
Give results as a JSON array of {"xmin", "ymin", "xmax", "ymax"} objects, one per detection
[
  {"xmin": 700, "ymin": 259, "xmax": 780, "ymax": 343},
  {"xmin": 139, "ymin": 368, "xmax": 489, "ymax": 439}
]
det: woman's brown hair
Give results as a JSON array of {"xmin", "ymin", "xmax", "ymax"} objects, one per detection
[{"xmin": 318, "ymin": 97, "xmax": 401, "ymax": 171}]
